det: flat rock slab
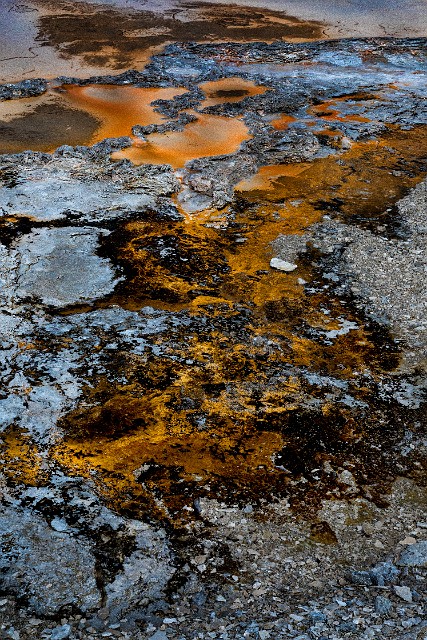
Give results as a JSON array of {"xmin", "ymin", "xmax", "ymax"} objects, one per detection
[
  {"xmin": 0, "ymin": 175, "xmax": 154, "ymax": 222},
  {"xmin": 0, "ymin": 505, "xmax": 101, "ymax": 616},
  {"xmin": 0, "ymin": 153, "xmax": 179, "ymax": 222},
  {"xmin": 12, "ymin": 227, "xmax": 119, "ymax": 307},
  {"xmin": 105, "ymin": 528, "xmax": 175, "ymax": 620}
]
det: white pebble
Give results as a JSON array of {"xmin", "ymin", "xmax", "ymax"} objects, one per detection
[{"xmin": 270, "ymin": 258, "xmax": 298, "ymax": 272}]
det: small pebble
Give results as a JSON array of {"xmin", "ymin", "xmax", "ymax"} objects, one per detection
[
  {"xmin": 393, "ymin": 585, "xmax": 413, "ymax": 602},
  {"xmin": 375, "ymin": 595, "xmax": 392, "ymax": 615},
  {"xmin": 50, "ymin": 518, "xmax": 68, "ymax": 532},
  {"xmin": 98, "ymin": 608, "xmax": 110, "ymax": 620},
  {"xmin": 50, "ymin": 625, "xmax": 71, "ymax": 640},
  {"xmin": 149, "ymin": 632, "xmax": 169, "ymax": 640},
  {"xmin": 270, "ymin": 258, "xmax": 298, "ymax": 272}
]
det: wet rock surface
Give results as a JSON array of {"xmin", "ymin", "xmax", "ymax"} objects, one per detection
[
  {"xmin": 0, "ymin": 503, "xmax": 101, "ymax": 616},
  {"xmin": 0, "ymin": 150, "xmax": 179, "ymax": 222},
  {"xmin": 0, "ymin": 36, "xmax": 426, "ymax": 638},
  {"xmin": 0, "ymin": 79, "xmax": 47, "ymax": 101}
]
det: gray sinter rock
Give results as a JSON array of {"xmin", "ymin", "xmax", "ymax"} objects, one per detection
[
  {"xmin": 0, "ymin": 481, "xmax": 176, "ymax": 618},
  {"xmin": 12, "ymin": 227, "xmax": 119, "ymax": 307},
  {"xmin": 149, "ymin": 632, "xmax": 169, "ymax": 640},
  {"xmin": 105, "ymin": 526, "xmax": 175, "ymax": 620},
  {"xmin": 270, "ymin": 233, "xmax": 310, "ymax": 270},
  {"xmin": 370, "ymin": 561, "xmax": 400, "ymax": 586},
  {"xmin": 311, "ymin": 180, "xmax": 427, "ymax": 372},
  {"xmin": 0, "ymin": 79, "xmax": 47, "ymax": 101},
  {"xmin": 0, "ymin": 505, "xmax": 101, "ymax": 615},
  {"xmin": 375, "ymin": 595, "xmax": 393, "ymax": 615},
  {"xmin": 50, "ymin": 625, "xmax": 72, "ymax": 640},
  {"xmin": 0, "ymin": 174, "xmax": 153, "ymax": 223},
  {"xmin": 398, "ymin": 541, "xmax": 427, "ymax": 567},
  {"xmin": 347, "ymin": 570, "xmax": 373, "ymax": 586},
  {"xmin": 394, "ymin": 585, "xmax": 413, "ymax": 602},
  {"xmin": 0, "ymin": 153, "xmax": 179, "ymax": 223},
  {"xmin": 347, "ymin": 561, "xmax": 399, "ymax": 586}
]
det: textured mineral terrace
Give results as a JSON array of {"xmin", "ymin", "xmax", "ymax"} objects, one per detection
[{"xmin": 0, "ymin": 34, "xmax": 426, "ymax": 640}]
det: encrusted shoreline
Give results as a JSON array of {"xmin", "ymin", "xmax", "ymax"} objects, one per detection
[{"xmin": 0, "ymin": 37, "xmax": 426, "ymax": 639}]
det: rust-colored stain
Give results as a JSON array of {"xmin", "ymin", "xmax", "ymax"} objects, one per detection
[
  {"xmin": 235, "ymin": 127, "xmax": 427, "ymax": 223},
  {"xmin": 61, "ymin": 84, "xmax": 188, "ymax": 144},
  {"xmin": 33, "ymin": 1, "xmax": 325, "ymax": 76},
  {"xmin": 236, "ymin": 163, "xmax": 312, "ymax": 191},
  {"xmin": 111, "ymin": 111, "xmax": 251, "ymax": 168},
  {"xmin": 3, "ymin": 66, "xmax": 426, "ymax": 525},
  {"xmin": 308, "ymin": 96, "xmax": 373, "ymax": 123},
  {"xmin": 199, "ymin": 77, "xmax": 267, "ymax": 107},
  {"xmin": 270, "ymin": 114, "xmax": 297, "ymax": 130}
]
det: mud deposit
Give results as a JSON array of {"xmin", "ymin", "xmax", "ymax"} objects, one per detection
[{"xmin": 0, "ymin": 34, "xmax": 426, "ymax": 640}]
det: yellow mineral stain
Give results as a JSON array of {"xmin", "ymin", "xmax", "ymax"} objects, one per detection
[
  {"xmin": 52, "ymin": 124, "xmax": 427, "ymax": 523},
  {"xmin": 199, "ymin": 77, "xmax": 267, "ymax": 107},
  {"xmin": 111, "ymin": 111, "xmax": 251, "ymax": 168},
  {"xmin": 1, "ymin": 427, "xmax": 48, "ymax": 486},
  {"xmin": 61, "ymin": 83, "xmax": 188, "ymax": 143},
  {"xmin": 235, "ymin": 128, "xmax": 427, "ymax": 211},
  {"xmin": 53, "ymin": 427, "xmax": 284, "ymax": 520}
]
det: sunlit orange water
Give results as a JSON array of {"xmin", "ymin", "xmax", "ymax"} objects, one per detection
[
  {"xmin": 270, "ymin": 114, "xmax": 297, "ymax": 130},
  {"xmin": 61, "ymin": 83, "xmax": 252, "ymax": 167},
  {"xmin": 111, "ymin": 111, "xmax": 251, "ymax": 168},
  {"xmin": 199, "ymin": 77, "xmax": 267, "ymax": 107},
  {"xmin": 236, "ymin": 163, "xmax": 311, "ymax": 190},
  {"xmin": 61, "ymin": 84, "xmax": 188, "ymax": 143}
]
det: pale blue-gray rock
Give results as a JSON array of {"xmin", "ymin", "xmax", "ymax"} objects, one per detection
[
  {"xmin": 398, "ymin": 541, "xmax": 427, "ymax": 567},
  {"xmin": 394, "ymin": 585, "xmax": 413, "ymax": 602},
  {"xmin": 0, "ymin": 154, "xmax": 179, "ymax": 222},
  {"xmin": 370, "ymin": 562, "xmax": 400, "ymax": 586},
  {"xmin": 50, "ymin": 625, "xmax": 72, "ymax": 640},
  {"xmin": 375, "ymin": 595, "xmax": 392, "ymax": 615},
  {"xmin": 0, "ymin": 505, "xmax": 101, "ymax": 615},
  {"xmin": 105, "ymin": 525, "xmax": 175, "ymax": 620}
]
